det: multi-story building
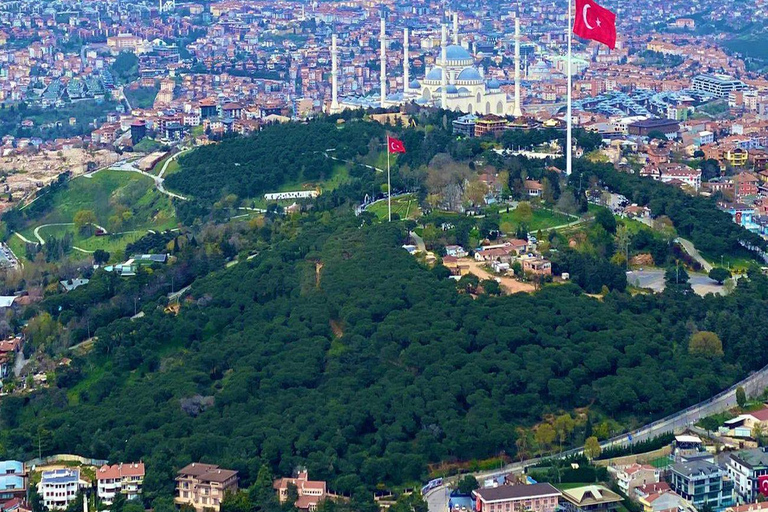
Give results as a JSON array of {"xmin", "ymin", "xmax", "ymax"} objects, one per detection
[
  {"xmin": 0, "ymin": 461, "xmax": 25, "ymax": 504},
  {"xmin": 669, "ymin": 460, "xmax": 734, "ymax": 510},
  {"xmin": 38, "ymin": 469, "xmax": 85, "ymax": 510},
  {"xmin": 725, "ymin": 448, "xmax": 768, "ymax": 504},
  {"xmin": 174, "ymin": 463, "xmax": 238, "ymax": 512},
  {"xmin": 96, "ymin": 462, "xmax": 145, "ymax": 505},
  {"xmin": 691, "ymin": 74, "xmax": 748, "ymax": 99},
  {"xmin": 475, "ymin": 115, "xmax": 509, "ymax": 137},
  {"xmin": 615, "ymin": 464, "xmax": 660, "ymax": 495},
  {"xmin": 473, "ymin": 483, "xmax": 562, "ymax": 512},
  {"xmin": 273, "ymin": 470, "xmax": 328, "ymax": 512}
]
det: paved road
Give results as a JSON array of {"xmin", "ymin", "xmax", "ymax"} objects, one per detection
[
  {"xmin": 410, "ymin": 231, "xmax": 426, "ymax": 252},
  {"xmin": 626, "ymin": 269, "xmax": 726, "ymax": 296},
  {"xmin": 112, "ymin": 160, "xmax": 188, "ymax": 201},
  {"xmin": 425, "ymin": 361, "xmax": 768, "ymax": 512},
  {"xmin": 676, "ymin": 237, "xmax": 713, "ymax": 272}
]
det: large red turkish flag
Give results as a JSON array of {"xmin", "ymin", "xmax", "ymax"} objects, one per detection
[
  {"xmin": 759, "ymin": 475, "xmax": 768, "ymax": 496},
  {"xmin": 573, "ymin": 0, "xmax": 617, "ymax": 50}
]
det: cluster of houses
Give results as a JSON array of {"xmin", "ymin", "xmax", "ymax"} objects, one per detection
[
  {"xmin": 0, "ymin": 458, "xmax": 329, "ymax": 512},
  {"xmin": 440, "ymin": 239, "xmax": 553, "ymax": 279}
]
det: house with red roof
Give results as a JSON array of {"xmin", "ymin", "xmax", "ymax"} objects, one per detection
[
  {"xmin": 96, "ymin": 462, "xmax": 145, "ymax": 505},
  {"xmin": 273, "ymin": 470, "xmax": 327, "ymax": 512},
  {"xmin": 614, "ymin": 464, "xmax": 660, "ymax": 495}
]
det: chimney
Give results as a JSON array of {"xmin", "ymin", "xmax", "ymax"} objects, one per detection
[{"xmin": 380, "ymin": 17, "xmax": 387, "ymax": 108}]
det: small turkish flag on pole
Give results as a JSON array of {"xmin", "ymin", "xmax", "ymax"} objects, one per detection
[
  {"xmin": 387, "ymin": 137, "xmax": 406, "ymax": 154},
  {"xmin": 573, "ymin": 0, "xmax": 617, "ymax": 50}
]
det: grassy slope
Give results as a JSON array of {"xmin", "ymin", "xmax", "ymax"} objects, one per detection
[
  {"xmin": 16, "ymin": 170, "xmax": 177, "ymax": 256},
  {"xmin": 367, "ymin": 194, "xmax": 422, "ymax": 220},
  {"xmin": 499, "ymin": 207, "xmax": 573, "ymax": 232}
]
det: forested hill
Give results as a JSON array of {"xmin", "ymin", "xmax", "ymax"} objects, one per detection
[
  {"xmin": 5, "ymin": 216, "xmax": 768, "ymax": 503},
  {"xmin": 165, "ymin": 120, "xmax": 384, "ymax": 201}
]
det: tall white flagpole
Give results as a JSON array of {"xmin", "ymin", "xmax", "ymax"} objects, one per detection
[
  {"xmin": 387, "ymin": 136, "xmax": 392, "ymax": 222},
  {"xmin": 566, "ymin": 0, "xmax": 573, "ymax": 176}
]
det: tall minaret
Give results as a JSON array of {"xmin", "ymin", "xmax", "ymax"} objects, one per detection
[
  {"xmin": 453, "ymin": 12, "xmax": 459, "ymax": 45},
  {"xmin": 380, "ymin": 17, "xmax": 387, "ymax": 108},
  {"xmin": 403, "ymin": 28, "xmax": 410, "ymax": 94},
  {"xmin": 331, "ymin": 34, "xmax": 339, "ymax": 113},
  {"xmin": 441, "ymin": 24, "xmax": 448, "ymax": 109},
  {"xmin": 513, "ymin": 17, "xmax": 523, "ymax": 117}
]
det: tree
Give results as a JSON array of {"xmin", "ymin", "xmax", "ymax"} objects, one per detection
[
  {"xmin": 535, "ymin": 424, "xmax": 556, "ymax": 454},
  {"xmin": 736, "ymin": 386, "xmax": 747, "ymax": 409},
  {"xmin": 594, "ymin": 208, "xmax": 616, "ymax": 234},
  {"xmin": 93, "ymin": 249, "xmax": 110, "ymax": 265},
  {"xmin": 481, "ymin": 279, "xmax": 502, "ymax": 296},
  {"xmin": 664, "ymin": 263, "xmax": 691, "ymax": 293},
  {"xmin": 553, "ymin": 414, "xmax": 576, "ymax": 451},
  {"xmin": 457, "ymin": 273, "xmax": 479, "ymax": 294},
  {"xmin": 584, "ymin": 436, "xmax": 601, "ymax": 460},
  {"xmin": 709, "ymin": 267, "xmax": 731, "ymax": 285},
  {"xmin": 753, "ymin": 423, "xmax": 767, "ymax": 446},
  {"xmin": 516, "ymin": 202, "xmax": 533, "ymax": 224},
  {"xmin": 74, "ymin": 209, "xmax": 97, "ymax": 235},
  {"xmin": 457, "ymin": 475, "xmax": 479, "ymax": 495},
  {"xmin": 647, "ymin": 130, "xmax": 667, "ymax": 141},
  {"xmin": 698, "ymin": 416, "xmax": 720, "ymax": 436},
  {"xmin": 689, "ymin": 331, "xmax": 724, "ymax": 358}
]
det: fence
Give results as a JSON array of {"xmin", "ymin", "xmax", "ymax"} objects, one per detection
[{"xmin": 25, "ymin": 454, "xmax": 108, "ymax": 468}]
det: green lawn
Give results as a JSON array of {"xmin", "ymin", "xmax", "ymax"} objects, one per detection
[
  {"xmin": 26, "ymin": 224, "xmax": 146, "ymax": 254},
  {"xmin": 248, "ymin": 163, "xmax": 353, "ymax": 208},
  {"xmin": 15, "ymin": 169, "xmax": 177, "ymax": 259},
  {"xmin": 499, "ymin": 206, "xmax": 573, "ymax": 233},
  {"xmin": 367, "ymin": 194, "xmax": 421, "ymax": 221},
  {"xmin": 648, "ymin": 456, "xmax": 673, "ymax": 469}
]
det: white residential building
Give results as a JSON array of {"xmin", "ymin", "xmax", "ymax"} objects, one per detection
[{"xmin": 38, "ymin": 469, "xmax": 85, "ymax": 510}]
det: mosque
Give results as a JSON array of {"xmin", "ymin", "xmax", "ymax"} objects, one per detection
[{"xmin": 330, "ymin": 13, "xmax": 523, "ymax": 117}]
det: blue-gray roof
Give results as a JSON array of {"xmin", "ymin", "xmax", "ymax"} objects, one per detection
[
  {"xmin": 425, "ymin": 67, "xmax": 443, "ymax": 81},
  {"xmin": 445, "ymin": 45, "xmax": 472, "ymax": 61},
  {"xmin": 457, "ymin": 67, "xmax": 483, "ymax": 82}
]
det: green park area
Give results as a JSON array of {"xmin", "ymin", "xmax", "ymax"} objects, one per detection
[
  {"xmin": 12, "ymin": 170, "xmax": 177, "ymax": 258},
  {"xmin": 497, "ymin": 204, "xmax": 575, "ymax": 233},
  {"xmin": 367, "ymin": 194, "xmax": 422, "ymax": 221}
]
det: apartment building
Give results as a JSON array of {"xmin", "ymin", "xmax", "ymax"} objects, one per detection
[
  {"xmin": 174, "ymin": 463, "xmax": 238, "ymax": 512},
  {"xmin": 37, "ymin": 469, "xmax": 85, "ymax": 510},
  {"xmin": 0, "ymin": 461, "xmax": 25, "ymax": 504},
  {"xmin": 96, "ymin": 462, "xmax": 145, "ymax": 504},
  {"xmin": 669, "ymin": 460, "xmax": 734, "ymax": 510}
]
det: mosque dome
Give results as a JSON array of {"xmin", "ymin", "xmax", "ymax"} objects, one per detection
[
  {"xmin": 444, "ymin": 45, "xmax": 473, "ymax": 63},
  {"xmin": 457, "ymin": 87, "xmax": 470, "ymax": 94},
  {"xmin": 409, "ymin": 79, "xmax": 421, "ymax": 89},
  {"xmin": 487, "ymin": 78, "xmax": 501, "ymax": 89},
  {"xmin": 425, "ymin": 67, "xmax": 443, "ymax": 82},
  {"xmin": 446, "ymin": 85, "xmax": 459, "ymax": 94},
  {"xmin": 456, "ymin": 67, "xmax": 483, "ymax": 83}
]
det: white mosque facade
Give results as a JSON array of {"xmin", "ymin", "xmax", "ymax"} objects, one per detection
[
  {"xmin": 330, "ymin": 14, "xmax": 522, "ymax": 117},
  {"xmin": 415, "ymin": 44, "xmax": 509, "ymax": 115}
]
